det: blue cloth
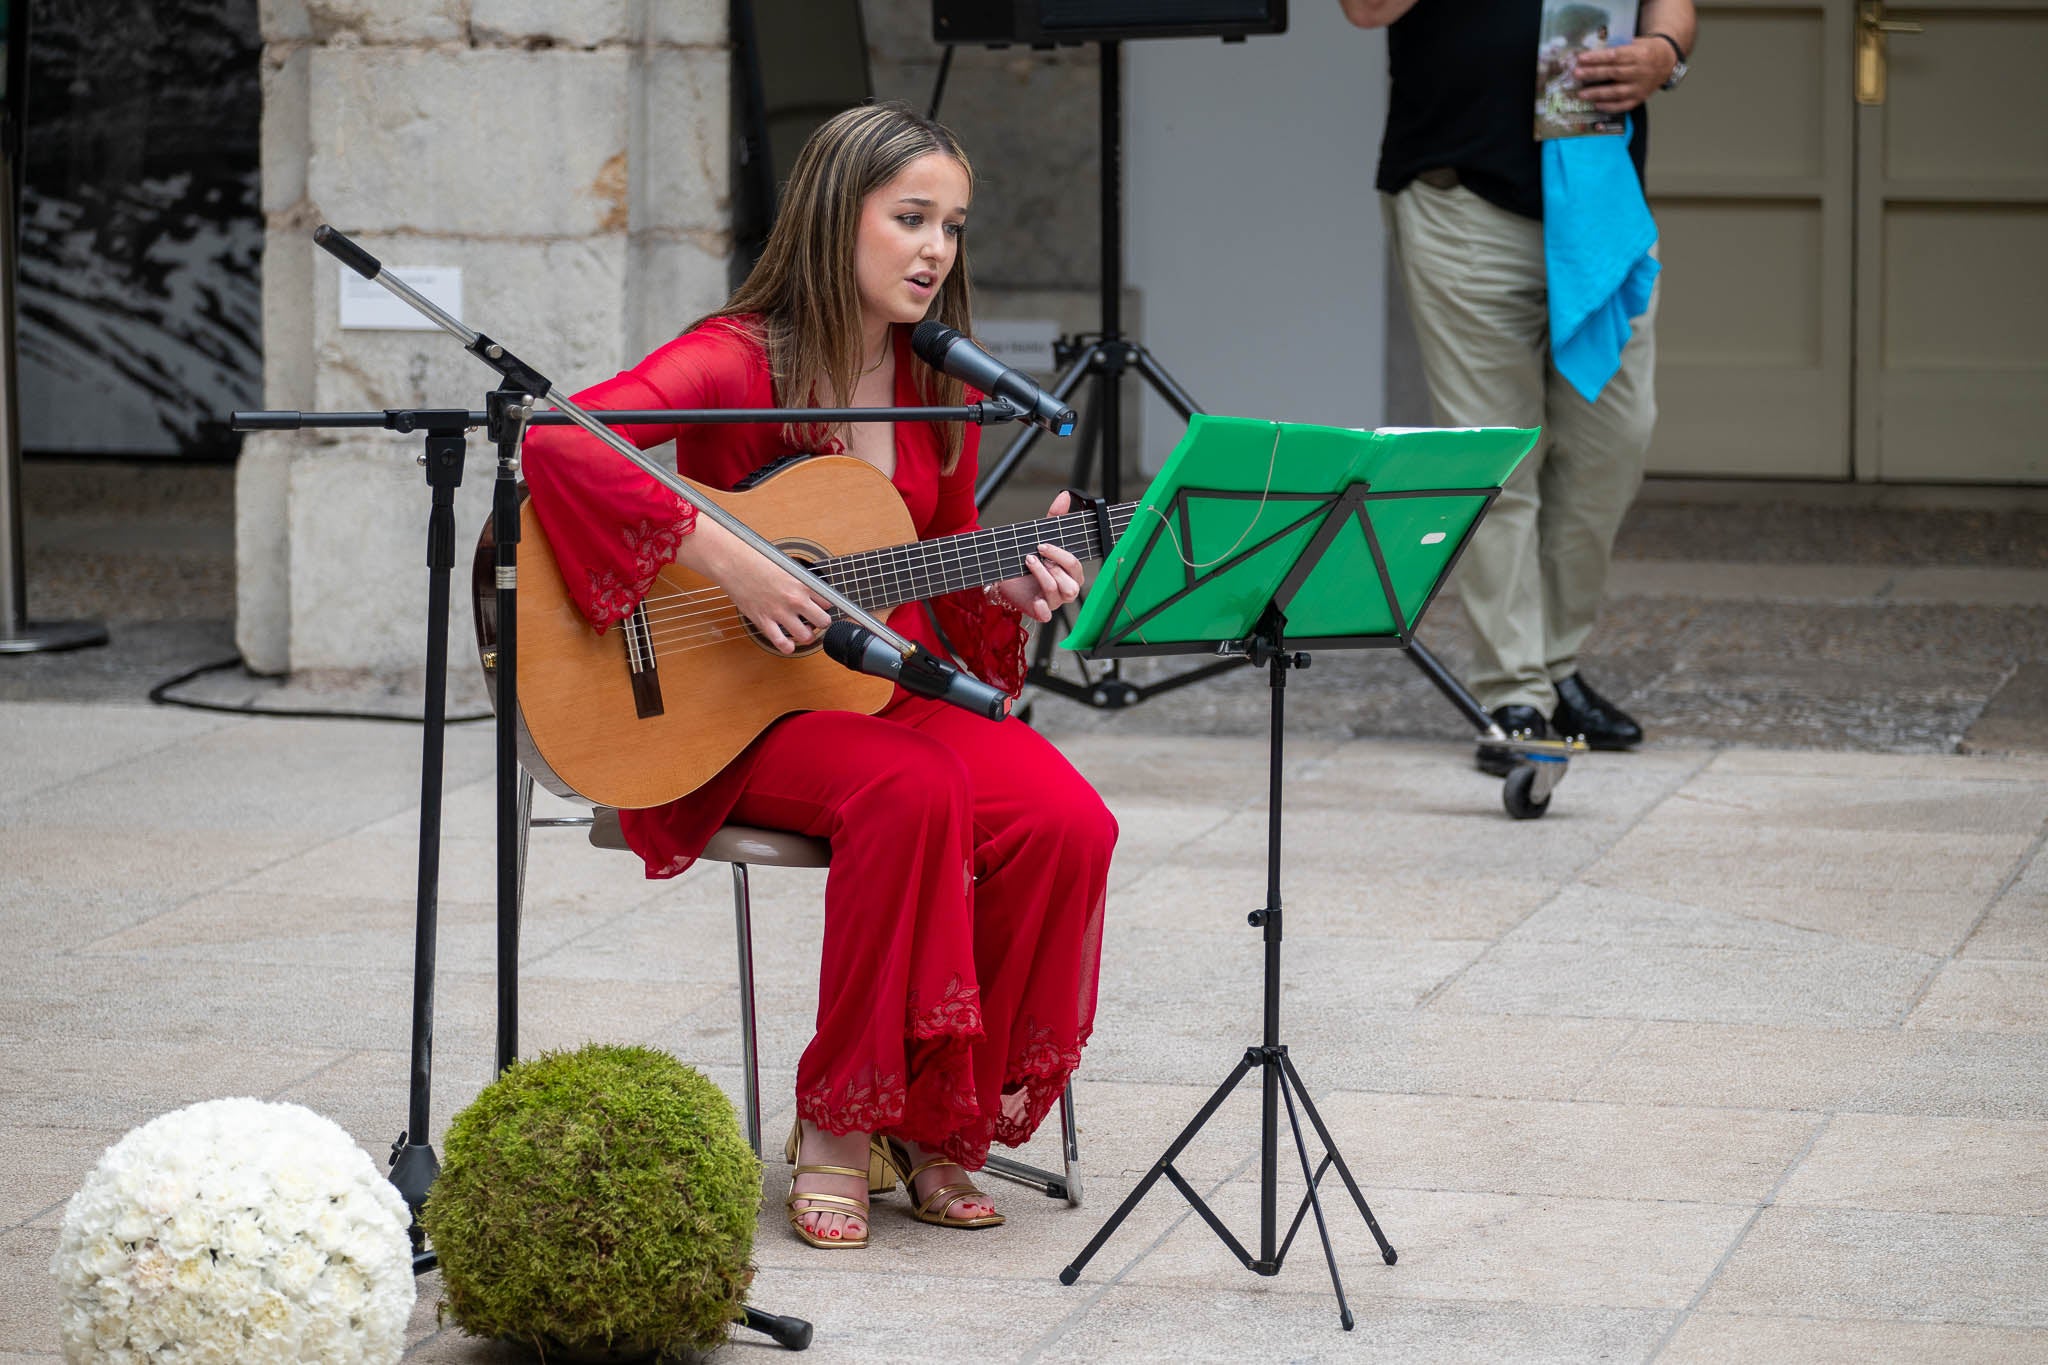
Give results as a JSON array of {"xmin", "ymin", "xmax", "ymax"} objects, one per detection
[{"xmin": 1541, "ymin": 117, "xmax": 1661, "ymax": 404}]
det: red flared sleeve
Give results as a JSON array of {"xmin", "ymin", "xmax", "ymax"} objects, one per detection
[
  {"xmin": 519, "ymin": 318, "xmax": 767, "ymax": 634},
  {"xmin": 921, "ymin": 420, "xmax": 1031, "ymax": 697}
]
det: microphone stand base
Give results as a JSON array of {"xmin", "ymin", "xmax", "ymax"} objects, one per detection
[{"xmin": 0, "ymin": 619, "xmax": 108, "ymax": 653}]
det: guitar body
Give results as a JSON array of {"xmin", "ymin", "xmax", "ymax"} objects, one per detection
[{"xmin": 475, "ymin": 456, "xmax": 909, "ymax": 810}]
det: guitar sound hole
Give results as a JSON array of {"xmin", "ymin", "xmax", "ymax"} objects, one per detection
[{"xmin": 739, "ymin": 540, "xmax": 830, "ymax": 657}]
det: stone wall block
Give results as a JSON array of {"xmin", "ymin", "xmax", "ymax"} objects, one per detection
[
  {"xmin": 307, "ymin": 236, "xmax": 630, "ymax": 411},
  {"xmin": 472, "ymin": 0, "xmax": 637, "ymax": 47},
  {"xmin": 636, "ymin": 46, "xmax": 730, "ymax": 235},
  {"xmin": 284, "ymin": 438, "xmax": 495, "ymax": 708},
  {"xmin": 304, "ymin": 0, "xmax": 465, "ymax": 44},
  {"xmin": 262, "ymin": 46, "xmax": 312, "ymax": 216},
  {"xmin": 235, "ymin": 431, "xmax": 300, "ymax": 675},
  {"xmin": 648, "ymin": 1, "xmax": 725, "ymax": 48},
  {"xmin": 261, "ymin": 0, "xmax": 313, "ymax": 44},
  {"xmin": 262, "ymin": 222, "xmax": 317, "ymax": 409},
  {"xmin": 307, "ymin": 48, "xmax": 630, "ymax": 239},
  {"xmin": 626, "ymin": 234, "xmax": 733, "ymax": 360}
]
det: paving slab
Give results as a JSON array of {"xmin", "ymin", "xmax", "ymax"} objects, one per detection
[
  {"xmin": 1311, "ymin": 1091, "xmax": 1815, "ymax": 1206},
  {"xmin": 1111, "ymin": 848, "xmax": 1544, "ymax": 945},
  {"xmin": 1039, "ymin": 1288, "xmax": 1674, "ymax": 1364},
  {"xmin": 1704, "ymin": 747, "xmax": 2048, "ymax": 782},
  {"xmin": 1963, "ymin": 842, "xmax": 2048, "ymax": 960},
  {"xmin": 0, "ymin": 1124, "xmax": 132, "ymax": 1232},
  {"xmin": 1432, "ymin": 937, "xmax": 1936, "ymax": 1028},
  {"xmin": 0, "ymin": 1036, "xmax": 349, "ymax": 1132},
  {"xmin": 1698, "ymin": 1206, "xmax": 2048, "ymax": 1327},
  {"xmin": 1905, "ymin": 959, "xmax": 2048, "ymax": 1032},
  {"xmin": 1660, "ymin": 1313, "xmax": 2048, "ymax": 1365},
  {"xmin": 1965, "ymin": 661, "xmax": 2048, "ymax": 755},
  {"xmin": 0, "ymin": 1228, "xmax": 62, "ymax": 1355},
  {"xmin": 1580, "ymin": 1021, "xmax": 2048, "ymax": 1120},
  {"xmin": 1117, "ymin": 1182, "xmax": 1751, "ymax": 1310},
  {"xmin": 0, "ymin": 701, "xmax": 234, "ymax": 810},
  {"xmin": 1775, "ymin": 1113, "xmax": 2048, "ymax": 1217}
]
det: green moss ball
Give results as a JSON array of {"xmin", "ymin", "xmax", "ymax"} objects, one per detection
[{"xmin": 421, "ymin": 1044, "xmax": 760, "ymax": 1358}]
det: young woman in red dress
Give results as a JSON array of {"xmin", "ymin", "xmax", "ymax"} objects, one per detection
[{"xmin": 519, "ymin": 102, "xmax": 1116, "ymax": 1249}]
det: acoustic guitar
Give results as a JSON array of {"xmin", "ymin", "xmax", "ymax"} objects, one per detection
[{"xmin": 473, "ymin": 455, "xmax": 1134, "ymax": 810}]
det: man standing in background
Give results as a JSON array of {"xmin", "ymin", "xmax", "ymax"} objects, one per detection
[{"xmin": 1341, "ymin": 0, "xmax": 1697, "ymax": 772}]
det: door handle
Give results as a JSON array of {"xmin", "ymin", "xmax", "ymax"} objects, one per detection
[{"xmin": 1857, "ymin": 2, "xmax": 1924, "ymax": 105}]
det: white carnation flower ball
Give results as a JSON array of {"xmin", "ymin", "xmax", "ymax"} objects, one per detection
[{"xmin": 50, "ymin": 1099, "xmax": 415, "ymax": 1364}]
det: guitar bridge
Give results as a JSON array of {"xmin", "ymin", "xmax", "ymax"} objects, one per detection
[{"xmin": 623, "ymin": 602, "xmax": 664, "ymax": 719}]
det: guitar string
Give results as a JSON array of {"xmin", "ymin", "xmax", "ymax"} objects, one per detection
[
  {"xmin": 619, "ymin": 511, "xmax": 1114, "ymax": 629},
  {"xmin": 622, "ymin": 511, "xmax": 1138, "ymax": 642},
  {"xmin": 619, "ymin": 510, "xmax": 1138, "ymax": 649},
  {"xmin": 624, "ymin": 516, "xmax": 1142, "ymax": 656}
]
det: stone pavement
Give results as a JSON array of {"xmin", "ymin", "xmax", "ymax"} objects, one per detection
[
  {"xmin": 3, "ymin": 459, "xmax": 2047, "ymax": 1361},
  {"xmin": 3, "ymin": 702, "xmax": 2046, "ymax": 1362}
]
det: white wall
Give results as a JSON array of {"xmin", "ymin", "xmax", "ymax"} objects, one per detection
[{"xmin": 1125, "ymin": 8, "xmax": 1390, "ymax": 469}]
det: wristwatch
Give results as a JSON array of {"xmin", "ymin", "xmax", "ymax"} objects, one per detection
[{"xmin": 1648, "ymin": 31, "xmax": 1688, "ymax": 89}]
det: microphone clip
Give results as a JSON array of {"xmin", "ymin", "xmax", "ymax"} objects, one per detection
[{"xmin": 974, "ymin": 394, "xmax": 1031, "ymax": 427}]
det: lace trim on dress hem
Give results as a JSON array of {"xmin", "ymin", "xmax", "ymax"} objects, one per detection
[
  {"xmin": 991, "ymin": 1017, "xmax": 1084, "ymax": 1148},
  {"xmin": 907, "ymin": 974, "xmax": 984, "ymax": 1041},
  {"xmin": 796, "ymin": 976, "xmax": 986, "ymax": 1149}
]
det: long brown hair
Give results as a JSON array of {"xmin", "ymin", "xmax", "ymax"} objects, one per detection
[{"xmin": 706, "ymin": 101, "xmax": 976, "ymax": 470}]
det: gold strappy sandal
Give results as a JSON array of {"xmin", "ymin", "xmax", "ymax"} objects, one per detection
[
  {"xmin": 783, "ymin": 1122, "xmax": 874, "ymax": 1249},
  {"xmin": 880, "ymin": 1136, "xmax": 1005, "ymax": 1229}
]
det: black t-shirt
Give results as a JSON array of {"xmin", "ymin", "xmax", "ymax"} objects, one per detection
[{"xmin": 1376, "ymin": 0, "xmax": 1649, "ymax": 221}]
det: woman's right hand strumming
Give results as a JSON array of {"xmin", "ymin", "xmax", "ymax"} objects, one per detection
[{"xmin": 678, "ymin": 518, "xmax": 835, "ymax": 655}]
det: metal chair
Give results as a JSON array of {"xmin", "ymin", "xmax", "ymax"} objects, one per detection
[{"xmin": 520, "ymin": 774, "xmax": 1081, "ymax": 1205}]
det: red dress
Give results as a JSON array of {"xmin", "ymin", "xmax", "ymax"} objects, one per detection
[{"xmin": 520, "ymin": 317, "xmax": 1116, "ymax": 1168}]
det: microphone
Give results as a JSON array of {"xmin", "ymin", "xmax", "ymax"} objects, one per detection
[
  {"xmin": 821, "ymin": 621, "xmax": 1010, "ymax": 722},
  {"xmin": 911, "ymin": 322, "xmax": 1077, "ymax": 437}
]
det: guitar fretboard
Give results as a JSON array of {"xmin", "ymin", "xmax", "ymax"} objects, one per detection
[{"xmin": 818, "ymin": 502, "xmax": 1139, "ymax": 610}]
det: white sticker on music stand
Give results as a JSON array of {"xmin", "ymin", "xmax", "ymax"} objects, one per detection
[
  {"xmin": 340, "ymin": 266, "xmax": 463, "ymax": 331},
  {"xmin": 975, "ymin": 319, "xmax": 1060, "ymax": 374}
]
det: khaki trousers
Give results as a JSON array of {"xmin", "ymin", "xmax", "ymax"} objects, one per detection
[{"xmin": 1383, "ymin": 179, "xmax": 1658, "ymax": 715}]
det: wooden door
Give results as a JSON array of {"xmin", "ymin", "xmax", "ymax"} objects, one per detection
[
  {"xmin": 1646, "ymin": 0, "xmax": 2047, "ymax": 483},
  {"xmin": 1644, "ymin": 1, "xmax": 1856, "ymax": 479},
  {"xmin": 1856, "ymin": 0, "xmax": 2048, "ymax": 482}
]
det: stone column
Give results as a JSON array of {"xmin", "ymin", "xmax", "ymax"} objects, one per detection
[{"xmin": 238, "ymin": 0, "xmax": 728, "ymax": 705}]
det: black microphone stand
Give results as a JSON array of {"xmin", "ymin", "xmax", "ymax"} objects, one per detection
[
  {"xmin": 229, "ymin": 225, "xmax": 1049, "ymax": 1354},
  {"xmin": 971, "ymin": 41, "xmax": 1237, "ymax": 713}
]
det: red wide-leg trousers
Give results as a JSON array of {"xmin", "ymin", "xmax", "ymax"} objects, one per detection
[{"xmin": 717, "ymin": 695, "xmax": 1116, "ymax": 1170}]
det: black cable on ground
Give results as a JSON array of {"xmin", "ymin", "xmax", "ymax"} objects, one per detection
[{"xmin": 148, "ymin": 656, "xmax": 491, "ymax": 724}]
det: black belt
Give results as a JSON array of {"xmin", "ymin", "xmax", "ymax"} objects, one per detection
[{"xmin": 1415, "ymin": 166, "xmax": 1461, "ymax": 191}]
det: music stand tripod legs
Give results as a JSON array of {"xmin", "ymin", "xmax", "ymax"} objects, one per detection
[{"xmin": 1058, "ymin": 609, "xmax": 1395, "ymax": 1330}]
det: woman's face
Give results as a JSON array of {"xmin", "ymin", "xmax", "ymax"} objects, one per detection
[{"xmin": 853, "ymin": 151, "xmax": 970, "ymax": 334}]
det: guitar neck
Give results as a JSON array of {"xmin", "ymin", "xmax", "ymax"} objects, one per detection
[{"xmin": 820, "ymin": 502, "xmax": 1139, "ymax": 612}]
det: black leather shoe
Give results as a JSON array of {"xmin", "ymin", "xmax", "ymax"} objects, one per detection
[
  {"xmin": 1476, "ymin": 704, "xmax": 1547, "ymax": 777},
  {"xmin": 1551, "ymin": 673, "xmax": 1643, "ymax": 750}
]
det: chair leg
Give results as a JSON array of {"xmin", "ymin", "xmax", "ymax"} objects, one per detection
[
  {"xmin": 513, "ymin": 771, "xmax": 536, "ymax": 918},
  {"xmin": 1059, "ymin": 1080, "xmax": 1083, "ymax": 1208},
  {"xmin": 731, "ymin": 861, "xmax": 763, "ymax": 1159},
  {"xmin": 982, "ymin": 1078, "xmax": 1083, "ymax": 1206}
]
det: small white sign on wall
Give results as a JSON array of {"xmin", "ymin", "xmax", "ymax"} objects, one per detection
[
  {"xmin": 974, "ymin": 319, "xmax": 1060, "ymax": 374},
  {"xmin": 339, "ymin": 266, "xmax": 463, "ymax": 331}
]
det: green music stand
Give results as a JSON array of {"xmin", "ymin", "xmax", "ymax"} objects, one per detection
[{"xmin": 1056, "ymin": 415, "xmax": 1538, "ymax": 1329}]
